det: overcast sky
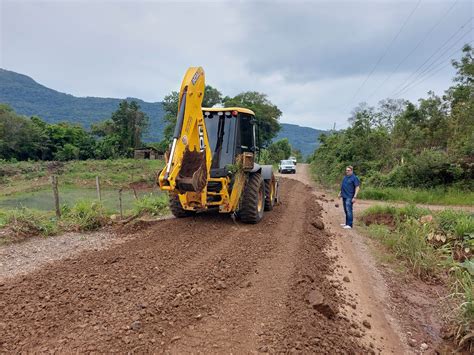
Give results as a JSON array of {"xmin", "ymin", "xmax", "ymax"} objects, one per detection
[{"xmin": 0, "ymin": 0, "xmax": 472, "ymax": 129}]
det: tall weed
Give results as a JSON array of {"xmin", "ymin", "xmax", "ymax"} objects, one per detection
[
  {"xmin": 64, "ymin": 200, "xmax": 107, "ymax": 231},
  {"xmin": 133, "ymin": 194, "xmax": 168, "ymax": 216}
]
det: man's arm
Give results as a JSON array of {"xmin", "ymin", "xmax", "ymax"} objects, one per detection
[{"xmin": 352, "ymin": 185, "xmax": 360, "ymax": 203}]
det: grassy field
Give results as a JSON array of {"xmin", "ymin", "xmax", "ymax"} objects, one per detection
[
  {"xmin": 309, "ymin": 162, "xmax": 473, "ymax": 206},
  {"xmin": 0, "ymin": 186, "xmax": 160, "ymax": 214},
  {"xmin": 0, "ymin": 159, "xmax": 169, "ymax": 243},
  {"xmin": 0, "ymin": 159, "xmax": 164, "ymax": 196},
  {"xmin": 360, "ymin": 205, "xmax": 473, "ymax": 349},
  {"xmin": 358, "ymin": 186, "xmax": 474, "ymax": 206}
]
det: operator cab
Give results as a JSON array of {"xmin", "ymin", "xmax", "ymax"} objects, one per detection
[{"xmin": 202, "ymin": 107, "xmax": 257, "ymax": 178}]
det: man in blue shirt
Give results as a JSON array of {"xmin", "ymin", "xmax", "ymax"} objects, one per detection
[{"xmin": 338, "ymin": 166, "xmax": 360, "ymax": 229}]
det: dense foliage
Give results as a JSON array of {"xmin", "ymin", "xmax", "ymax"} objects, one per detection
[
  {"xmin": 223, "ymin": 91, "xmax": 282, "ymax": 147},
  {"xmin": 0, "ymin": 100, "xmax": 149, "ymax": 161},
  {"xmin": 259, "ymin": 139, "xmax": 292, "ymax": 164},
  {"xmin": 160, "ymin": 85, "xmax": 282, "ymax": 150},
  {"xmin": 310, "ymin": 45, "xmax": 473, "ymax": 190}
]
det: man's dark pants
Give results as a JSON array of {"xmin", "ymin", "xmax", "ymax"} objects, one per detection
[{"xmin": 342, "ymin": 197, "xmax": 353, "ymax": 227}]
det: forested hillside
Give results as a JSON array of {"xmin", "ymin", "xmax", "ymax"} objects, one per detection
[
  {"xmin": 0, "ymin": 69, "xmax": 165, "ymax": 141},
  {"xmin": 0, "ymin": 69, "xmax": 323, "ymax": 150},
  {"xmin": 310, "ymin": 45, "xmax": 473, "ymax": 196},
  {"xmin": 275, "ymin": 123, "xmax": 326, "ymax": 157}
]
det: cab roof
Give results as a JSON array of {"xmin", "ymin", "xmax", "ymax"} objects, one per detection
[{"xmin": 202, "ymin": 107, "xmax": 255, "ymax": 116}]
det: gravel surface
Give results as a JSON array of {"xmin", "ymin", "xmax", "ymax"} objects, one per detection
[
  {"xmin": 0, "ymin": 178, "xmax": 370, "ymax": 353},
  {"xmin": 0, "ymin": 231, "xmax": 120, "ymax": 282}
]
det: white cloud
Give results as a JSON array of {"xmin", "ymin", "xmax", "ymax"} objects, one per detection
[{"xmin": 0, "ymin": 0, "xmax": 469, "ymax": 130}]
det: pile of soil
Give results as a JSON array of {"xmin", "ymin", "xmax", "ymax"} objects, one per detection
[
  {"xmin": 178, "ymin": 149, "xmax": 205, "ymax": 177},
  {"xmin": 361, "ymin": 212, "xmax": 396, "ymax": 230}
]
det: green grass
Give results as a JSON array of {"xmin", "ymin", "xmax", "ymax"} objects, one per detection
[
  {"xmin": 62, "ymin": 200, "xmax": 108, "ymax": 231},
  {"xmin": 0, "ymin": 159, "xmax": 170, "ymax": 243},
  {"xmin": 437, "ymin": 209, "xmax": 474, "ymax": 239},
  {"xmin": 359, "ymin": 186, "xmax": 474, "ymax": 206},
  {"xmin": 0, "ymin": 159, "xmax": 164, "ymax": 198},
  {"xmin": 360, "ymin": 205, "xmax": 474, "ymax": 349},
  {"xmin": 362, "ymin": 204, "xmax": 431, "ymax": 221},
  {"xmin": 0, "ymin": 208, "xmax": 59, "ymax": 243},
  {"xmin": 0, "ymin": 193, "xmax": 171, "ymax": 243},
  {"xmin": 133, "ymin": 193, "xmax": 169, "ymax": 216},
  {"xmin": 363, "ymin": 215, "xmax": 443, "ymax": 278},
  {"xmin": 63, "ymin": 159, "xmax": 163, "ymax": 186},
  {"xmin": 0, "ymin": 158, "xmax": 167, "ymax": 215},
  {"xmin": 0, "ymin": 186, "xmax": 164, "ymax": 214},
  {"xmin": 449, "ymin": 265, "xmax": 474, "ymax": 349}
]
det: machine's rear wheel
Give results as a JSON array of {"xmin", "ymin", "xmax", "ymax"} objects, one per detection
[
  {"xmin": 169, "ymin": 193, "xmax": 194, "ymax": 218},
  {"xmin": 239, "ymin": 173, "xmax": 265, "ymax": 224},
  {"xmin": 264, "ymin": 174, "xmax": 276, "ymax": 211}
]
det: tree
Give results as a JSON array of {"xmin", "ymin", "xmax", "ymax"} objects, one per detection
[
  {"xmin": 446, "ymin": 44, "xmax": 474, "ymax": 158},
  {"xmin": 202, "ymin": 85, "xmax": 223, "ymax": 107},
  {"xmin": 91, "ymin": 119, "xmax": 116, "ymax": 137},
  {"xmin": 160, "ymin": 91, "xmax": 180, "ymax": 147},
  {"xmin": 375, "ymin": 98, "xmax": 407, "ymax": 130},
  {"xmin": 292, "ymin": 149, "xmax": 303, "ymax": 162},
  {"xmin": 260, "ymin": 138, "xmax": 292, "ymax": 164},
  {"xmin": 109, "ymin": 100, "xmax": 149, "ymax": 156},
  {"xmin": 223, "ymin": 91, "xmax": 281, "ymax": 147},
  {"xmin": 309, "ymin": 44, "xmax": 473, "ymax": 189},
  {"xmin": 0, "ymin": 105, "xmax": 47, "ymax": 160},
  {"xmin": 159, "ymin": 85, "xmax": 223, "ymax": 149}
]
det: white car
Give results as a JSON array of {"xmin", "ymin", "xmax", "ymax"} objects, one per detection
[{"xmin": 278, "ymin": 160, "xmax": 296, "ymax": 174}]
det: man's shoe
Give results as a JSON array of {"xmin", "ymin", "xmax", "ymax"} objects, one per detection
[
  {"xmin": 343, "ymin": 225, "xmax": 352, "ymax": 229},
  {"xmin": 340, "ymin": 223, "xmax": 346, "ymax": 226}
]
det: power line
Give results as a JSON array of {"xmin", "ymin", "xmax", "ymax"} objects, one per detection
[
  {"xmin": 388, "ymin": 17, "xmax": 472, "ymax": 98},
  {"xmin": 343, "ymin": 0, "xmax": 421, "ymax": 112},
  {"xmin": 394, "ymin": 62, "xmax": 453, "ymax": 98},
  {"xmin": 391, "ymin": 29, "xmax": 472, "ymax": 97},
  {"xmin": 393, "ymin": 43, "xmax": 472, "ymax": 98},
  {"xmin": 393, "ymin": 44, "xmax": 471, "ymax": 98},
  {"xmin": 365, "ymin": 0, "xmax": 460, "ymax": 102}
]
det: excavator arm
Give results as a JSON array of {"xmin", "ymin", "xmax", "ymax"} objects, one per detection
[{"xmin": 158, "ymin": 67, "xmax": 211, "ymax": 196}]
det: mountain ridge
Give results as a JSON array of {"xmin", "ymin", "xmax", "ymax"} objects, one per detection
[{"xmin": 0, "ymin": 68, "xmax": 325, "ymax": 156}]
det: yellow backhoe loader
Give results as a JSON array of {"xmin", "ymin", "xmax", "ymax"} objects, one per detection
[{"xmin": 158, "ymin": 67, "xmax": 278, "ymax": 223}]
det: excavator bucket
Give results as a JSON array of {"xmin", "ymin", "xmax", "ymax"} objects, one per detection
[{"xmin": 176, "ymin": 149, "xmax": 207, "ymax": 193}]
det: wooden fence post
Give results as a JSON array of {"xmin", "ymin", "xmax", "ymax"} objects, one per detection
[
  {"xmin": 51, "ymin": 175, "xmax": 61, "ymax": 218},
  {"xmin": 96, "ymin": 176, "xmax": 102, "ymax": 201},
  {"xmin": 119, "ymin": 188, "xmax": 123, "ymax": 219}
]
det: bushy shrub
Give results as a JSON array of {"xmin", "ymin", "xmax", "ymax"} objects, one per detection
[
  {"xmin": 133, "ymin": 194, "xmax": 168, "ymax": 216},
  {"xmin": 386, "ymin": 150, "xmax": 464, "ymax": 188},
  {"xmin": 64, "ymin": 200, "xmax": 107, "ymax": 231}
]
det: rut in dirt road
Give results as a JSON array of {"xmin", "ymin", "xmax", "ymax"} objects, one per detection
[{"xmin": 0, "ymin": 179, "xmax": 369, "ymax": 353}]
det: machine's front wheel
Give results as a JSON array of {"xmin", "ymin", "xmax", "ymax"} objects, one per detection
[
  {"xmin": 169, "ymin": 193, "xmax": 195, "ymax": 218},
  {"xmin": 264, "ymin": 174, "xmax": 276, "ymax": 211},
  {"xmin": 239, "ymin": 173, "xmax": 265, "ymax": 224}
]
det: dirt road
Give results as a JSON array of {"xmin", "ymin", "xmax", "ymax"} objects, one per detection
[{"xmin": 1, "ymin": 169, "xmax": 408, "ymax": 353}]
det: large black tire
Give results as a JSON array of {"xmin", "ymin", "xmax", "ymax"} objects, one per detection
[
  {"xmin": 239, "ymin": 173, "xmax": 265, "ymax": 224},
  {"xmin": 169, "ymin": 193, "xmax": 194, "ymax": 218},
  {"xmin": 264, "ymin": 175, "xmax": 276, "ymax": 211}
]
